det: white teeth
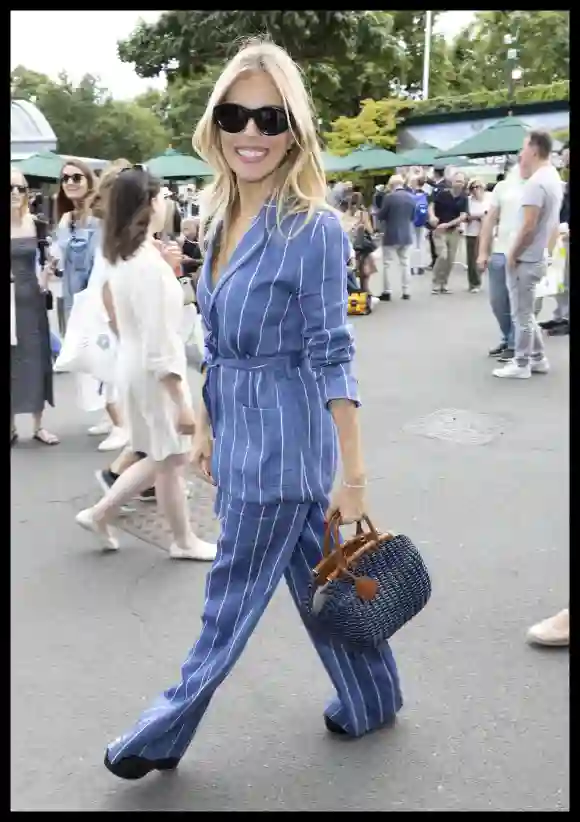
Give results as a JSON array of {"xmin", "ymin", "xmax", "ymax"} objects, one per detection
[{"xmin": 237, "ymin": 149, "xmax": 267, "ymax": 158}]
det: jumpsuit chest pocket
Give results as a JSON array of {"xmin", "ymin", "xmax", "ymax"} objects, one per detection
[{"xmin": 240, "ymin": 405, "xmax": 301, "ymax": 501}]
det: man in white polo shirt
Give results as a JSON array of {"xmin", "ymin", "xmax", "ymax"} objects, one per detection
[{"xmin": 493, "ymin": 130, "xmax": 563, "ymax": 379}]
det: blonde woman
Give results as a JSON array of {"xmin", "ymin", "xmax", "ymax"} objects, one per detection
[
  {"xmin": 11, "ymin": 168, "xmax": 57, "ymax": 446},
  {"xmin": 105, "ymin": 39, "xmax": 402, "ymax": 782},
  {"xmin": 464, "ymin": 178, "xmax": 489, "ymax": 293}
]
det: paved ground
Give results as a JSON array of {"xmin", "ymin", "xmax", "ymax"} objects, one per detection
[{"xmin": 11, "ymin": 264, "xmax": 569, "ymax": 811}]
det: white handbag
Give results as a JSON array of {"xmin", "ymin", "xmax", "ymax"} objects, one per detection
[
  {"xmin": 54, "ymin": 289, "xmax": 118, "ymax": 383},
  {"xmin": 180, "ymin": 303, "xmax": 206, "ymax": 372},
  {"xmin": 535, "ymin": 237, "xmax": 567, "ymax": 299}
]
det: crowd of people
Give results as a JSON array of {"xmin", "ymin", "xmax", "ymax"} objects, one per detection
[
  {"xmin": 10, "ymin": 36, "xmax": 568, "ymax": 786},
  {"xmin": 329, "ymin": 135, "xmax": 569, "ymax": 382}
]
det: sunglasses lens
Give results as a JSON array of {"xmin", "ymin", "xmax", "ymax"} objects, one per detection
[
  {"xmin": 255, "ymin": 107, "xmax": 289, "ymax": 136},
  {"xmin": 62, "ymin": 173, "xmax": 84, "ymax": 184},
  {"xmin": 213, "ymin": 104, "xmax": 247, "ymax": 134},
  {"xmin": 213, "ymin": 104, "xmax": 290, "ymax": 136}
]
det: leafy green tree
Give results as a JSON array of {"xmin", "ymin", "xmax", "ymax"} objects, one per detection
[
  {"xmin": 450, "ymin": 11, "xmax": 569, "ymax": 92},
  {"xmin": 11, "ymin": 66, "xmax": 170, "ymax": 162},
  {"xmin": 117, "ymin": 11, "xmax": 406, "ymax": 125},
  {"xmin": 116, "ymin": 10, "xmax": 466, "ymax": 130},
  {"xmin": 324, "ymin": 98, "xmax": 413, "ymax": 153}
]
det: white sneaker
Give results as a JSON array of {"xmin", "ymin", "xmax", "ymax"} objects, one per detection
[
  {"xmin": 98, "ymin": 427, "xmax": 129, "ymax": 452},
  {"xmin": 493, "ymin": 360, "xmax": 531, "ymax": 379},
  {"xmin": 531, "ymin": 357, "xmax": 550, "ymax": 374},
  {"xmin": 527, "ymin": 609, "xmax": 569, "ymax": 647},
  {"xmin": 169, "ymin": 535, "xmax": 217, "ymax": 561},
  {"xmin": 88, "ymin": 418, "xmax": 113, "ymax": 437},
  {"xmin": 76, "ymin": 508, "xmax": 120, "ymax": 551}
]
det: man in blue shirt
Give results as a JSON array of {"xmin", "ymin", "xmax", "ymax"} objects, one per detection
[{"xmin": 377, "ymin": 175, "xmax": 417, "ymax": 301}]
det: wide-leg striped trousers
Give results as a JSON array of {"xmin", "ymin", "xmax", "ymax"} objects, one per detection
[{"xmin": 107, "ymin": 496, "xmax": 403, "ymax": 765}]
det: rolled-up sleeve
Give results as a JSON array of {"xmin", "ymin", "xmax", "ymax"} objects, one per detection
[{"xmin": 298, "ymin": 211, "xmax": 360, "ymax": 407}]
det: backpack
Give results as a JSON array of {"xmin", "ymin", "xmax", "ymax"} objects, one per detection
[{"xmin": 413, "ymin": 191, "xmax": 429, "ymax": 228}]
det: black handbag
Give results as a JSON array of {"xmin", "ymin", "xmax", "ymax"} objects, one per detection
[
  {"xmin": 353, "ymin": 224, "xmax": 377, "ymax": 255},
  {"xmin": 304, "ymin": 514, "xmax": 432, "ymax": 648}
]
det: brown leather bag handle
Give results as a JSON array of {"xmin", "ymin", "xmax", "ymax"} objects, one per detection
[
  {"xmin": 322, "ymin": 513, "xmax": 380, "ymax": 601},
  {"xmin": 323, "ymin": 512, "xmax": 380, "ymax": 556}
]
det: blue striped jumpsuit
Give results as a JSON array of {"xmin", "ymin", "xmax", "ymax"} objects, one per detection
[{"xmin": 106, "ymin": 203, "xmax": 403, "ymax": 766}]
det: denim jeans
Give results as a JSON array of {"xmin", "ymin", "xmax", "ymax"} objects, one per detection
[{"xmin": 487, "ymin": 253, "xmax": 514, "ymax": 348}]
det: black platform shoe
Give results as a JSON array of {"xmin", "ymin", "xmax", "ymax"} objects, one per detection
[
  {"xmin": 324, "ymin": 715, "xmax": 349, "ymax": 736},
  {"xmin": 104, "ymin": 751, "xmax": 179, "ymax": 780}
]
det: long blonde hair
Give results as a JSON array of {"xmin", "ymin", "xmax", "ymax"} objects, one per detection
[
  {"xmin": 193, "ymin": 39, "xmax": 329, "ymax": 242},
  {"xmin": 10, "ymin": 167, "xmax": 31, "ymax": 222}
]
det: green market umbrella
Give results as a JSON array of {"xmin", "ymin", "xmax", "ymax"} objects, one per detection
[
  {"xmin": 321, "ymin": 151, "xmax": 361, "ymax": 173},
  {"xmin": 145, "ymin": 148, "xmax": 213, "ymax": 180},
  {"xmin": 433, "ymin": 153, "xmax": 477, "ymax": 167},
  {"xmin": 395, "ymin": 144, "xmax": 439, "ymax": 167},
  {"xmin": 18, "ymin": 151, "xmax": 65, "ymax": 181},
  {"xmin": 435, "ymin": 116, "xmax": 530, "ymax": 160},
  {"xmin": 345, "ymin": 144, "xmax": 399, "ymax": 171}
]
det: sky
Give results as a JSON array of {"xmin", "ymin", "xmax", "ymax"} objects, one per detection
[{"xmin": 11, "ymin": 10, "xmax": 476, "ymax": 101}]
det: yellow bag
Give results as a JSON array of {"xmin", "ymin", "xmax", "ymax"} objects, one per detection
[{"xmin": 347, "ymin": 292, "xmax": 372, "ymax": 316}]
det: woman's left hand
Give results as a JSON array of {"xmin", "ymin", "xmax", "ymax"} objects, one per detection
[
  {"xmin": 153, "ymin": 239, "xmax": 182, "ymax": 273},
  {"xmin": 326, "ymin": 482, "xmax": 367, "ymax": 525}
]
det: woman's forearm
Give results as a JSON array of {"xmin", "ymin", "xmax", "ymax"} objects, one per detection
[
  {"xmin": 329, "ymin": 398, "xmax": 366, "ymax": 484},
  {"xmin": 160, "ymin": 373, "xmax": 187, "ymax": 407}
]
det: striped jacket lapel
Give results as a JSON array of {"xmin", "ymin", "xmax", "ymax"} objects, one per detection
[{"xmin": 209, "ymin": 204, "xmax": 275, "ymax": 308}]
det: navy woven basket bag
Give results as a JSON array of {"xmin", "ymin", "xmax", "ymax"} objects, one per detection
[{"xmin": 304, "ymin": 514, "xmax": 432, "ymax": 649}]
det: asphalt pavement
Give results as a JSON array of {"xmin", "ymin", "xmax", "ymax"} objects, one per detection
[{"xmin": 11, "ymin": 263, "xmax": 569, "ymax": 811}]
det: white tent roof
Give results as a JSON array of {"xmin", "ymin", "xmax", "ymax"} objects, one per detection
[{"xmin": 11, "ymin": 99, "xmax": 56, "ymax": 143}]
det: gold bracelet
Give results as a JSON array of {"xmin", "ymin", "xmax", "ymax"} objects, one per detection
[{"xmin": 342, "ymin": 480, "xmax": 367, "ymax": 489}]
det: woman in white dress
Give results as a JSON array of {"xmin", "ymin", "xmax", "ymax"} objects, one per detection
[{"xmin": 76, "ymin": 168, "xmax": 215, "ymax": 561}]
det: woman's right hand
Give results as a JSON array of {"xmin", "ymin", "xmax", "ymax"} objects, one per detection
[
  {"xmin": 476, "ymin": 252, "xmax": 489, "ymax": 272},
  {"xmin": 191, "ymin": 424, "xmax": 215, "ymax": 485}
]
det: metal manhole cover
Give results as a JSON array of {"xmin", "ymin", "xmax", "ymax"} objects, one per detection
[
  {"xmin": 115, "ymin": 474, "xmax": 220, "ymax": 549},
  {"xmin": 404, "ymin": 408, "xmax": 506, "ymax": 445}
]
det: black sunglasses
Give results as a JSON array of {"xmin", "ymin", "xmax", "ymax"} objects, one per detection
[
  {"xmin": 11, "ymin": 184, "xmax": 27, "ymax": 194},
  {"xmin": 61, "ymin": 172, "xmax": 85, "ymax": 184},
  {"xmin": 212, "ymin": 103, "xmax": 291, "ymax": 136},
  {"xmin": 119, "ymin": 164, "xmax": 146, "ymax": 173}
]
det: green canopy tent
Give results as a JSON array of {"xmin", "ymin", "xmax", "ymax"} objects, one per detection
[
  {"xmin": 145, "ymin": 148, "xmax": 213, "ymax": 180},
  {"xmin": 432, "ymin": 154, "xmax": 477, "ymax": 167},
  {"xmin": 435, "ymin": 116, "xmax": 531, "ymax": 160},
  {"xmin": 17, "ymin": 151, "xmax": 65, "ymax": 182},
  {"xmin": 321, "ymin": 151, "xmax": 361, "ymax": 173},
  {"xmin": 345, "ymin": 144, "xmax": 399, "ymax": 171},
  {"xmin": 394, "ymin": 144, "xmax": 439, "ymax": 167}
]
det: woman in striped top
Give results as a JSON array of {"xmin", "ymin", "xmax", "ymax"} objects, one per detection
[{"xmin": 105, "ymin": 39, "xmax": 403, "ymax": 781}]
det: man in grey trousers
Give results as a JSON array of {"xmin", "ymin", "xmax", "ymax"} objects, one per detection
[
  {"xmin": 377, "ymin": 175, "xmax": 417, "ymax": 301},
  {"xmin": 493, "ymin": 130, "xmax": 564, "ymax": 379}
]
